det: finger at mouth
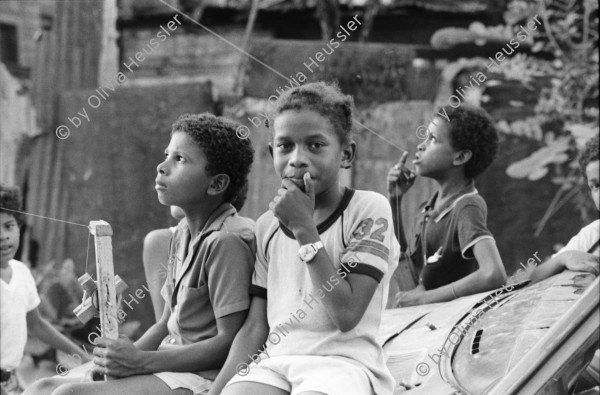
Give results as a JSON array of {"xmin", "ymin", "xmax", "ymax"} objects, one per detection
[{"xmin": 289, "ymin": 179, "xmax": 306, "ymax": 192}]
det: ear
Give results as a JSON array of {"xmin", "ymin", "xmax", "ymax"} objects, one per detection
[
  {"xmin": 268, "ymin": 143, "xmax": 273, "ymax": 158},
  {"xmin": 207, "ymin": 174, "xmax": 230, "ymax": 196},
  {"xmin": 340, "ymin": 140, "xmax": 357, "ymax": 169},
  {"xmin": 453, "ymin": 150, "xmax": 472, "ymax": 167}
]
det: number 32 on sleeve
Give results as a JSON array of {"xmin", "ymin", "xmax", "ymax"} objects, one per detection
[{"xmin": 352, "ymin": 218, "xmax": 388, "ymax": 242}]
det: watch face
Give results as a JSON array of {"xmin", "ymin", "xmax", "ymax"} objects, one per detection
[{"xmin": 299, "ymin": 246, "xmax": 314, "ymax": 262}]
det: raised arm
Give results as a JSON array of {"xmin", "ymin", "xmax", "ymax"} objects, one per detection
[
  {"xmin": 299, "ymin": 246, "xmax": 379, "ymax": 332},
  {"xmin": 271, "ymin": 174, "xmax": 394, "ymax": 332},
  {"xmin": 387, "ymin": 151, "xmax": 416, "ymax": 249}
]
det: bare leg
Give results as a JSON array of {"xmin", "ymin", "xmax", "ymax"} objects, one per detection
[
  {"xmin": 51, "ymin": 375, "xmax": 191, "ymax": 395},
  {"xmin": 222, "ymin": 382, "xmax": 289, "ymax": 395},
  {"xmin": 23, "ymin": 377, "xmax": 80, "ymax": 395}
]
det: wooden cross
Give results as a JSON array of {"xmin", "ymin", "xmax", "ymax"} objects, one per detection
[{"xmin": 72, "ymin": 221, "xmax": 128, "ymax": 380}]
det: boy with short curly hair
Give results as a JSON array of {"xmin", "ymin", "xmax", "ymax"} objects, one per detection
[
  {"xmin": 27, "ymin": 113, "xmax": 256, "ymax": 395},
  {"xmin": 388, "ymin": 104, "xmax": 507, "ymax": 307}
]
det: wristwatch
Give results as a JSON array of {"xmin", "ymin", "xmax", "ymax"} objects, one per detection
[{"xmin": 298, "ymin": 241, "xmax": 324, "ymax": 263}]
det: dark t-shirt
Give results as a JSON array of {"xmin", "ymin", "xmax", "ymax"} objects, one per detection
[{"xmin": 406, "ymin": 183, "xmax": 494, "ymax": 290}]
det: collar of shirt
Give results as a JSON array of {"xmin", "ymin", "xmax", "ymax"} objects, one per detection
[
  {"xmin": 172, "ymin": 203, "xmax": 236, "ymax": 284},
  {"xmin": 178, "ymin": 203, "xmax": 237, "ymax": 241},
  {"xmin": 422, "ymin": 180, "xmax": 478, "ymax": 223}
]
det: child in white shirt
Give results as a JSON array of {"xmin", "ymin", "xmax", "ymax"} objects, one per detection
[{"xmin": 1, "ymin": 185, "xmax": 89, "ymax": 394}]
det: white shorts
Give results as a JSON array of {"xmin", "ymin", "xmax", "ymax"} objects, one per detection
[
  {"xmin": 225, "ymin": 355, "xmax": 373, "ymax": 395},
  {"xmin": 153, "ymin": 372, "xmax": 212, "ymax": 395}
]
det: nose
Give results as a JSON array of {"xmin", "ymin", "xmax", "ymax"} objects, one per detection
[
  {"xmin": 289, "ymin": 146, "xmax": 309, "ymax": 168},
  {"xmin": 417, "ymin": 140, "xmax": 426, "ymax": 151},
  {"xmin": 157, "ymin": 159, "xmax": 167, "ymax": 175}
]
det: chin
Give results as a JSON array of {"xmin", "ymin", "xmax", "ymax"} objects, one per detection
[{"xmin": 157, "ymin": 194, "xmax": 174, "ymax": 206}]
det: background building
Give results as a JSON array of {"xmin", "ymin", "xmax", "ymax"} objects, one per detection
[{"xmin": 1, "ymin": 0, "xmax": 597, "ymax": 334}]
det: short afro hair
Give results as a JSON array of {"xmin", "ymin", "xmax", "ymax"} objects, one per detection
[
  {"xmin": 268, "ymin": 81, "xmax": 354, "ymax": 145},
  {"xmin": 171, "ymin": 113, "xmax": 254, "ymax": 207},
  {"xmin": 0, "ymin": 184, "xmax": 23, "ymax": 225},
  {"xmin": 434, "ymin": 104, "xmax": 498, "ymax": 179},
  {"xmin": 579, "ymin": 134, "xmax": 599, "ymax": 181}
]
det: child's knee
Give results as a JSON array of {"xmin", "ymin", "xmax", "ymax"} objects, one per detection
[
  {"xmin": 23, "ymin": 377, "xmax": 63, "ymax": 395},
  {"xmin": 51, "ymin": 382, "xmax": 83, "ymax": 395}
]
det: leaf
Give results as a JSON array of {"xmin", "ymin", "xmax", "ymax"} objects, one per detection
[
  {"xmin": 506, "ymin": 161, "xmax": 533, "ymax": 178},
  {"xmin": 567, "ymin": 123, "xmax": 598, "ymax": 140},
  {"xmin": 529, "ymin": 166, "xmax": 549, "ymax": 180},
  {"xmin": 469, "ymin": 21, "xmax": 487, "ymax": 34},
  {"xmin": 532, "ymin": 41, "xmax": 545, "ymax": 52},
  {"xmin": 496, "ymin": 120, "xmax": 511, "ymax": 134},
  {"xmin": 506, "ymin": 138, "xmax": 571, "ymax": 180}
]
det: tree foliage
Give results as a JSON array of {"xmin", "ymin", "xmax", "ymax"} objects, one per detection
[{"xmin": 500, "ymin": 0, "xmax": 598, "ymax": 232}]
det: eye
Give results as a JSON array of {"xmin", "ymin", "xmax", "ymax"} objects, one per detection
[
  {"xmin": 309, "ymin": 142, "xmax": 325, "ymax": 150},
  {"xmin": 277, "ymin": 142, "xmax": 292, "ymax": 151},
  {"xmin": 589, "ymin": 183, "xmax": 599, "ymax": 191},
  {"xmin": 176, "ymin": 155, "xmax": 185, "ymax": 162}
]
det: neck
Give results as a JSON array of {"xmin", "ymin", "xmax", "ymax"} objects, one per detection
[
  {"xmin": 0, "ymin": 260, "xmax": 9, "ymax": 269},
  {"xmin": 182, "ymin": 199, "xmax": 224, "ymax": 236},
  {"xmin": 435, "ymin": 173, "xmax": 471, "ymax": 200},
  {"xmin": 314, "ymin": 182, "xmax": 345, "ymax": 221}
]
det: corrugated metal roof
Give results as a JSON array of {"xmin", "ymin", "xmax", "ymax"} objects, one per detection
[
  {"xmin": 120, "ymin": 0, "xmax": 505, "ymax": 19},
  {"xmin": 188, "ymin": 0, "xmax": 504, "ymax": 13}
]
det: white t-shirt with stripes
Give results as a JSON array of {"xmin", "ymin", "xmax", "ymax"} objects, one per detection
[{"xmin": 250, "ymin": 189, "xmax": 400, "ymax": 395}]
